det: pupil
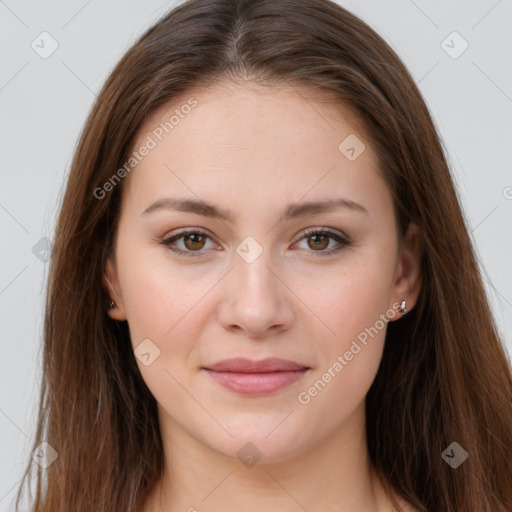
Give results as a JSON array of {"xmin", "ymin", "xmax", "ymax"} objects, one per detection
[
  {"xmin": 310, "ymin": 234, "xmax": 328, "ymax": 250},
  {"xmin": 187, "ymin": 234, "xmax": 203, "ymax": 248}
]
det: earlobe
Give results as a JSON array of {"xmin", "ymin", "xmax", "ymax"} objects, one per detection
[
  {"xmin": 103, "ymin": 257, "xmax": 127, "ymax": 321},
  {"xmin": 390, "ymin": 222, "xmax": 423, "ymax": 320}
]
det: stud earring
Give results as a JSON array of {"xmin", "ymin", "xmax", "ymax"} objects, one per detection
[
  {"xmin": 109, "ymin": 301, "xmax": 115, "ymax": 310},
  {"xmin": 398, "ymin": 299, "xmax": 407, "ymax": 315}
]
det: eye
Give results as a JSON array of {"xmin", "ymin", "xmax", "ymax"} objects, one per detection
[
  {"xmin": 159, "ymin": 227, "xmax": 351, "ymax": 258},
  {"xmin": 293, "ymin": 228, "xmax": 350, "ymax": 256},
  {"xmin": 160, "ymin": 228, "xmax": 219, "ymax": 257}
]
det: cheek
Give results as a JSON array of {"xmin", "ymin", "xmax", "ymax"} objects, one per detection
[
  {"xmin": 295, "ymin": 268, "xmax": 392, "ymax": 424},
  {"xmin": 295, "ymin": 334, "xmax": 384, "ymax": 438},
  {"xmin": 118, "ymin": 257, "xmax": 212, "ymax": 417},
  {"xmin": 117, "ymin": 239, "xmax": 207, "ymax": 340},
  {"xmin": 296, "ymin": 250, "xmax": 394, "ymax": 405},
  {"xmin": 311, "ymin": 290, "xmax": 388, "ymax": 395},
  {"xmin": 116, "ymin": 246, "xmax": 226, "ymax": 400},
  {"xmin": 308, "ymin": 253, "xmax": 395, "ymax": 345}
]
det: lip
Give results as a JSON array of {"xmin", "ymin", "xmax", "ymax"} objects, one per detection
[{"xmin": 202, "ymin": 357, "xmax": 310, "ymax": 395}]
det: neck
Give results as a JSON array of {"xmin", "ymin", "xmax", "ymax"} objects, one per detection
[{"xmin": 144, "ymin": 402, "xmax": 397, "ymax": 512}]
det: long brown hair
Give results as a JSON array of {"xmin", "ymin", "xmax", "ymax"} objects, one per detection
[{"xmin": 15, "ymin": 0, "xmax": 512, "ymax": 510}]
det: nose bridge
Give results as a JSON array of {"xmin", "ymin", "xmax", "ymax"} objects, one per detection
[
  {"xmin": 233, "ymin": 238, "xmax": 281, "ymax": 305},
  {"xmin": 217, "ymin": 236, "xmax": 293, "ymax": 336}
]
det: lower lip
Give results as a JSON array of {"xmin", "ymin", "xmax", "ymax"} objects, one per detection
[{"xmin": 204, "ymin": 369, "xmax": 308, "ymax": 395}]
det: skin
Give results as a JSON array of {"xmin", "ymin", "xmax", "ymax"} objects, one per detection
[{"xmin": 104, "ymin": 80, "xmax": 422, "ymax": 512}]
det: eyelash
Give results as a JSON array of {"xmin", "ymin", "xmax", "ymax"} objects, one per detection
[{"xmin": 159, "ymin": 227, "xmax": 351, "ymax": 258}]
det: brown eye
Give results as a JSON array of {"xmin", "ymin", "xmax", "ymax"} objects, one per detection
[
  {"xmin": 160, "ymin": 229, "xmax": 216, "ymax": 257},
  {"xmin": 294, "ymin": 228, "xmax": 351, "ymax": 256},
  {"xmin": 307, "ymin": 233, "xmax": 330, "ymax": 251},
  {"xmin": 183, "ymin": 233, "xmax": 206, "ymax": 250}
]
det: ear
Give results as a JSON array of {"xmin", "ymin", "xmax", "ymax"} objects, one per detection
[
  {"xmin": 103, "ymin": 257, "xmax": 127, "ymax": 321},
  {"xmin": 389, "ymin": 222, "xmax": 423, "ymax": 320}
]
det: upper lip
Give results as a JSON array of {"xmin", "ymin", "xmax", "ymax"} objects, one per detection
[{"xmin": 203, "ymin": 357, "xmax": 309, "ymax": 373}]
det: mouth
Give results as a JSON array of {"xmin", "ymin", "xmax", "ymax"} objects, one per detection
[{"xmin": 202, "ymin": 357, "xmax": 310, "ymax": 395}]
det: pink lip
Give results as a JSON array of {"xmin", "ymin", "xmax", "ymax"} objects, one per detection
[{"xmin": 203, "ymin": 357, "xmax": 309, "ymax": 395}]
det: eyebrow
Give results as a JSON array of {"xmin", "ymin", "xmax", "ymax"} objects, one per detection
[{"xmin": 141, "ymin": 196, "xmax": 368, "ymax": 222}]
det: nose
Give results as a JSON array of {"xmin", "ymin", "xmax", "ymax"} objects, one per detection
[{"xmin": 216, "ymin": 247, "xmax": 295, "ymax": 338}]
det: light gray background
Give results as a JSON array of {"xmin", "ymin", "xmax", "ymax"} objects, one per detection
[{"xmin": 1, "ymin": 0, "xmax": 511, "ymax": 509}]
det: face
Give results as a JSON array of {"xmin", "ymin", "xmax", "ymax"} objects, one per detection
[{"xmin": 104, "ymin": 80, "xmax": 421, "ymax": 464}]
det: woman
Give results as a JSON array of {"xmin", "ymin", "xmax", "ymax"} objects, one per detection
[{"xmin": 15, "ymin": 0, "xmax": 512, "ymax": 511}]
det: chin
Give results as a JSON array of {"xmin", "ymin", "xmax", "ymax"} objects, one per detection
[{"xmin": 200, "ymin": 418, "xmax": 309, "ymax": 465}]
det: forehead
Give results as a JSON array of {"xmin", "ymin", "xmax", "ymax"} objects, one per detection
[
  {"xmin": 133, "ymin": 79, "xmax": 368, "ymax": 152},
  {"xmin": 121, "ymin": 80, "xmax": 388, "ymax": 219}
]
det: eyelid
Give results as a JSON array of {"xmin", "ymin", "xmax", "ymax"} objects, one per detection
[
  {"xmin": 160, "ymin": 227, "xmax": 219, "ymax": 253},
  {"xmin": 294, "ymin": 226, "xmax": 348, "ymax": 243},
  {"xmin": 291, "ymin": 227, "xmax": 350, "ymax": 255},
  {"xmin": 159, "ymin": 226, "xmax": 351, "ymax": 257}
]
